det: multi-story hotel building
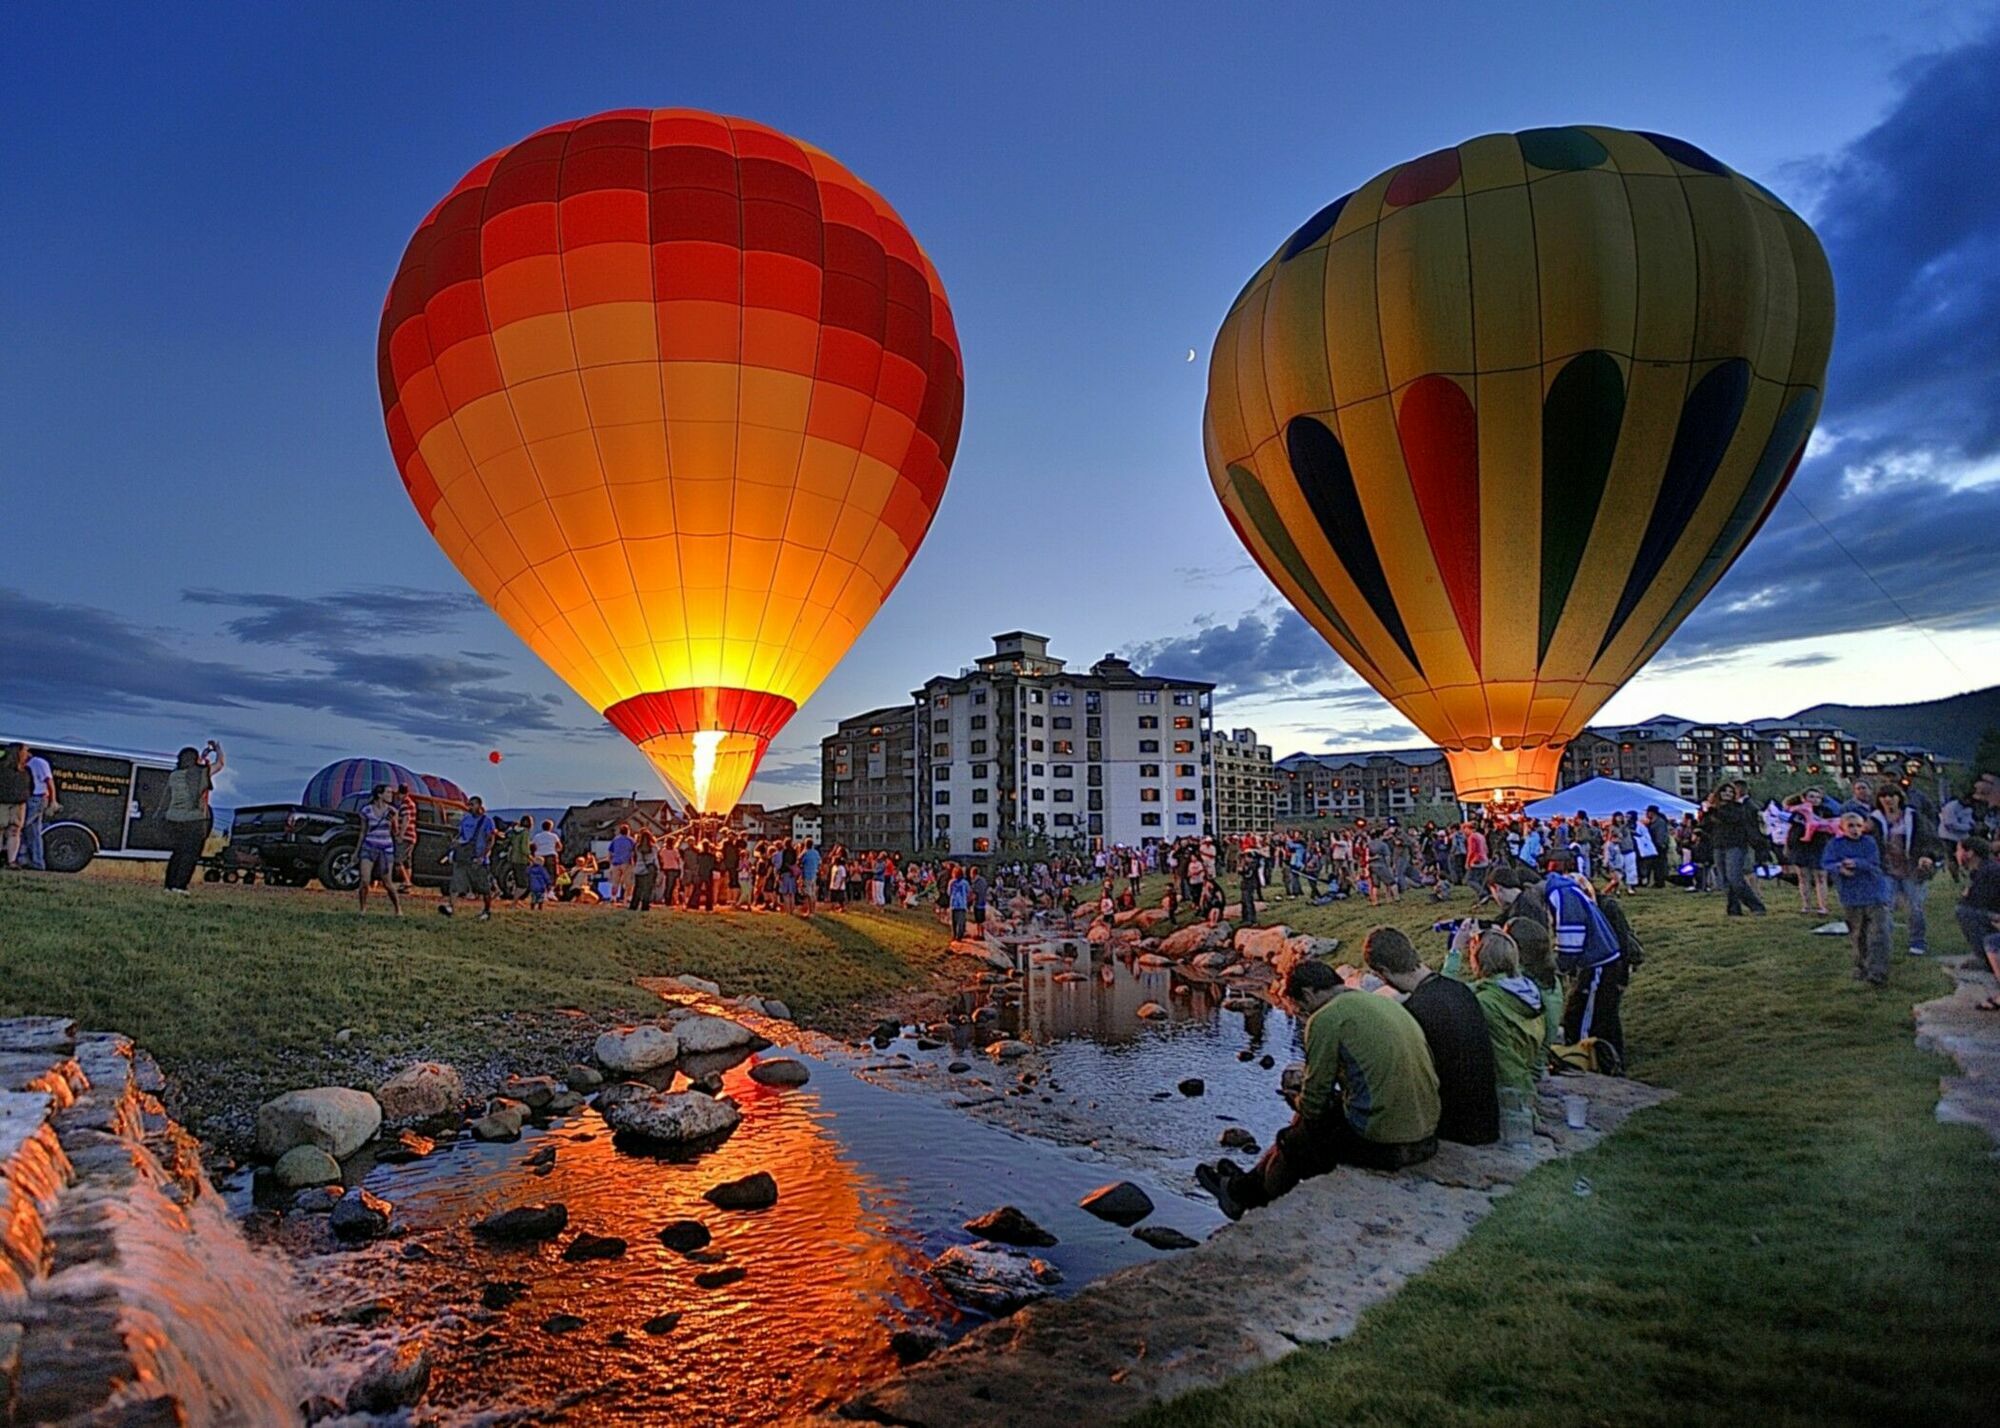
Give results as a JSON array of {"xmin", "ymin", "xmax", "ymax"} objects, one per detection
[
  {"xmin": 819, "ymin": 704, "xmax": 919, "ymax": 854},
  {"xmin": 1212, "ymin": 727, "xmax": 1276, "ymax": 837},
  {"xmin": 907, "ymin": 632, "xmax": 1216, "ymax": 857}
]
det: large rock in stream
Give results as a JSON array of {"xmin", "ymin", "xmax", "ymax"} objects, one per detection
[
  {"xmin": 929, "ymin": 1242, "xmax": 1063, "ymax": 1314},
  {"xmin": 672, "ymin": 1013, "xmax": 758, "ymax": 1055},
  {"xmin": 594, "ymin": 1024, "xmax": 680, "ymax": 1074},
  {"xmin": 256, "ymin": 1087, "xmax": 382, "ymax": 1161},
  {"xmin": 601, "ymin": 1087, "xmax": 742, "ymax": 1146},
  {"xmin": 1158, "ymin": 922, "xmax": 1231, "ymax": 959},
  {"xmin": 375, "ymin": 1062, "xmax": 464, "ymax": 1120}
]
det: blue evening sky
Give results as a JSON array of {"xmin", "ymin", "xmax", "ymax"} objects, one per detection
[{"xmin": 6, "ymin": 2, "xmax": 1998, "ymax": 807}]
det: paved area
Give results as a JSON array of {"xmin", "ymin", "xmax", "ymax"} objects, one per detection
[
  {"xmin": 1915, "ymin": 957, "xmax": 2000, "ymax": 1152},
  {"xmin": 839, "ymin": 1073, "xmax": 1671, "ymax": 1426}
]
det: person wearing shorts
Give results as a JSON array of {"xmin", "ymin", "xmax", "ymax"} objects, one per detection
[
  {"xmin": 356, "ymin": 784, "xmax": 402, "ymax": 916},
  {"xmin": 395, "ymin": 788, "xmax": 419, "ymax": 889},
  {"xmin": 442, "ymin": 796, "xmax": 498, "ymax": 920}
]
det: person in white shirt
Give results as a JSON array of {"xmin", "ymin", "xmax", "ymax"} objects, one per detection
[
  {"xmin": 21, "ymin": 750, "xmax": 58, "ymax": 872},
  {"xmin": 529, "ymin": 820, "xmax": 562, "ymax": 875}
]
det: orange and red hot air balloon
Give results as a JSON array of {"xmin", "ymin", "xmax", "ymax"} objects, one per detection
[{"xmin": 380, "ymin": 109, "xmax": 963, "ymax": 812}]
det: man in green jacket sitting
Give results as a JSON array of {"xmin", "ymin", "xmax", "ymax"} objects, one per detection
[{"xmin": 1197, "ymin": 960, "xmax": 1440, "ymax": 1220}]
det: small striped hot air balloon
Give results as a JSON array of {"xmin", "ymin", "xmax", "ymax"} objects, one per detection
[
  {"xmin": 379, "ymin": 109, "xmax": 963, "ymax": 813},
  {"xmin": 1204, "ymin": 126, "xmax": 1834, "ymax": 802}
]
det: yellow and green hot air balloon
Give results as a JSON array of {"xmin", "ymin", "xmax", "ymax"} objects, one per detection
[{"xmin": 1204, "ymin": 126, "xmax": 1834, "ymax": 803}]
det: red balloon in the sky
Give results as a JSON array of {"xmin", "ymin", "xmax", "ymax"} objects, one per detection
[{"xmin": 488, "ymin": 750, "xmax": 503, "ymax": 765}]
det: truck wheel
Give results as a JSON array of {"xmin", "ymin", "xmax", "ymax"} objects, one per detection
[
  {"xmin": 204, "ymin": 867, "xmax": 222, "ymax": 883},
  {"xmin": 41, "ymin": 826, "xmax": 97, "ymax": 874},
  {"xmin": 318, "ymin": 844, "xmax": 362, "ymax": 892}
]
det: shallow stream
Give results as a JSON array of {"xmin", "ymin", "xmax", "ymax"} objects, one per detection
[{"xmin": 245, "ymin": 940, "xmax": 1318, "ymax": 1423}]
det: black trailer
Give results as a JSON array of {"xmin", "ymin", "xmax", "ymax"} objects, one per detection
[{"xmin": 0, "ymin": 738, "xmax": 180, "ymax": 874}]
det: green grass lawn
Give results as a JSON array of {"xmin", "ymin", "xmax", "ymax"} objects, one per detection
[
  {"xmin": 1132, "ymin": 875, "xmax": 2000, "ymax": 1427},
  {"xmin": 6, "ymin": 863, "xmax": 1995, "ymax": 1422},
  {"xmin": 0, "ymin": 863, "xmax": 951, "ymax": 1133}
]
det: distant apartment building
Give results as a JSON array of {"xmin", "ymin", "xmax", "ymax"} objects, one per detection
[
  {"xmin": 767, "ymin": 802, "xmax": 823, "ymax": 845},
  {"xmin": 909, "ymin": 632, "xmax": 1216, "ymax": 857},
  {"xmin": 819, "ymin": 705, "xmax": 918, "ymax": 854},
  {"xmin": 1212, "ymin": 728, "xmax": 1276, "ymax": 837},
  {"xmin": 1559, "ymin": 717, "xmax": 1865, "ymax": 800},
  {"xmin": 1275, "ymin": 748, "xmax": 1458, "ymax": 821}
]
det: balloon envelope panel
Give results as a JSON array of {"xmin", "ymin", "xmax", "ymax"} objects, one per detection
[
  {"xmin": 380, "ymin": 109, "xmax": 963, "ymax": 811},
  {"xmin": 1205, "ymin": 126, "xmax": 1833, "ymax": 801}
]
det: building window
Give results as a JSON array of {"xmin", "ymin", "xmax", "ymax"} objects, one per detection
[
  {"xmin": 1031, "ymin": 739, "xmax": 1045, "ymax": 752},
  {"xmin": 1087, "ymin": 741, "xmax": 1102, "ymax": 761},
  {"xmin": 933, "ymin": 765, "xmax": 950, "ymax": 781},
  {"xmin": 1176, "ymin": 763, "xmax": 1196, "ymax": 777},
  {"xmin": 1052, "ymin": 739, "xmax": 1074, "ymax": 755},
  {"xmin": 970, "ymin": 715, "xmax": 988, "ymax": 730},
  {"xmin": 932, "ymin": 718, "xmax": 949, "ymax": 732},
  {"xmin": 1172, "ymin": 692, "xmax": 1194, "ymax": 706},
  {"xmin": 1138, "ymin": 715, "xmax": 1159, "ymax": 729},
  {"xmin": 1029, "ymin": 689, "xmax": 1044, "ymax": 704},
  {"xmin": 1030, "ymin": 763, "xmax": 1044, "ymax": 776},
  {"xmin": 1141, "ymin": 812, "xmax": 1162, "ymax": 827},
  {"xmin": 971, "ymin": 762, "xmax": 988, "ymax": 778},
  {"xmin": 932, "ymin": 742, "xmax": 950, "ymax": 758},
  {"xmin": 934, "ymin": 814, "xmax": 950, "ymax": 829},
  {"xmin": 933, "ymin": 790, "xmax": 951, "ymax": 805},
  {"xmin": 834, "ymin": 762, "xmax": 851, "ymax": 778},
  {"xmin": 1030, "ymin": 715, "xmax": 1044, "ymax": 728},
  {"xmin": 1054, "ymin": 812, "xmax": 1075, "ymax": 826},
  {"xmin": 1139, "ymin": 739, "xmax": 1159, "ymax": 754},
  {"xmin": 1141, "ymin": 788, "xmax": 1162, "ymax": 803},
  {"xmin": 972, "ymin": 788, "xmax": 989, "ymax": 804},
  {"xmin": 1085, "ymin": 691, "xmax": 1100, "ymax": 713},
  {"xmin": 972, "ymin": 814, "xmax": 989, "ymax": 829},
  {"xmin": 1137, "ymin": 692, "xmax": 1158, "ymax": 705},
  {"xmin": 1173, "ymin": 716, "xmax": 1194, "ymax": 730},
  {"xmin": 1173, "ymin": 741, "xmax": 1194, "ymax": 754},
  {"xmin": 1087, "ymin": 766, "xmax": 1102, "ymax": 787},
  {"xmin": 971, "ymin": 690, "xmax": 987, "ymax": 705},
  {"xmin": 1175, "ymin": 788, "xmax": 1196, "ymax": 802},
  {"xmin": 934, "ymin": 694, "xmax": 949, "ymax": 708},
  {"xmin": 1176, "ymin": 812, "xmax": 1199, "ymax": 825},
  {"xmin": 1052, "ymin": 690, "xmax": 1072, "ymax": 706},
  {"xmin": 1030, "ymin": 788, "xmax": 1045, "ymax": 801},
  {"xmin": 1052, "ymin": 715, "xmax": 1072, "ymax": 730},
  {"xmin": 1139, "ymin": 763, "xmax": 1160, "ymax": 777},
  {"xmin": 970, "ymin": 740, "xmax": 988, "ymax": 755},
  {"xmin": 1052, "ymin": 763, "xmax": 1073, "ymax": 777},
  {"xmin": 1054, "ymin": 788, "xmax": 1073, "ymax": 802}
]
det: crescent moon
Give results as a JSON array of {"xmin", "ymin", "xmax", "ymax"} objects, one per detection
[{"xmin": 1186, "ymin": 348, "xmax": 1197, "ymax": 362}]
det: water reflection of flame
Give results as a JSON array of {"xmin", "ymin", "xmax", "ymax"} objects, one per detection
[{"xmin": 351, "ymin": 1058, "xmax": 961, "ymax": 1423}]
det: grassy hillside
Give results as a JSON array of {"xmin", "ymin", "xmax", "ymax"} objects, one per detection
[{"xmin": 1790, "ymin": 683, "xmax": 2000, "ymax": 763}]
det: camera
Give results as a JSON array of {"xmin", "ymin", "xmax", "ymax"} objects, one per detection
[{"xmin": 1432, "ymin": 916, "xmax": 1499, "ymax": 935}]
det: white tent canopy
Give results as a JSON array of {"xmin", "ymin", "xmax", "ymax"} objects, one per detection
[{"xmin": 1522, "ymin": 777, "xmax": 1700, "ymax": 822}]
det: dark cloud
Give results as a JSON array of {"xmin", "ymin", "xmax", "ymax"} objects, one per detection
[
  {"xmin": 1132, "ymin": 608, "xmax": 1354, "ymax": 695},
  {"xmin": 182, "ymin": 587, "xmax": 488, "ymax": 647},
  {"xmin": 0, "ymin": 586, "xmax": 582, "ymax": 746},
  {"xmin": 751, "ymin": 757, "xmax": 826, "ymax": 787},
  {"xmin": 1660, "ymin": 26, "xmax": 2000, "ymax": 665},
  {"xmin": 1805, "ymin": 27, "xmax": 2000, "ymax": 461},
  {"xmin": 1774, "ymin": 652, "xmax": 1838, "ymax": 669}
]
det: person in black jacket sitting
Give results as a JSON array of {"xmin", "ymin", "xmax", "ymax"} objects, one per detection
[{"xmin": 1363, "ymin": 927, "xmax": 1498, "ymax": 1145}]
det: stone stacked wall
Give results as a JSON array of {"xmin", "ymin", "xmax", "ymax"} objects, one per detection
[{"xmin": 0, "ymin": 1017, "xmax": 298, "ymax": 1426}]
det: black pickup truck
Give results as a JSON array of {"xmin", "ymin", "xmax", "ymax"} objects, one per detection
[{"xmin": 228, "ymin": 791, "xmax": 467, "ymax": 890}]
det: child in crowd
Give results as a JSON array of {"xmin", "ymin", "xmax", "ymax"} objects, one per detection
[{"xmin": 1823, "ymin": 811, "xmax": 1892, "ymax": 987}]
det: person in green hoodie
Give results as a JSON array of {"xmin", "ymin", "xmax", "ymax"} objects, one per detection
[
  {"xmin": 1444, "ymin": 921, "xmax": 1547, "ymax": 1100},
  {"xmin": 1505, "ymin": 916, "xmax": 1565, "ymax": 1072},
  {"xmin": 1197, "ymin": 959, "xmax": 1439, "ymax": 1220}
]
